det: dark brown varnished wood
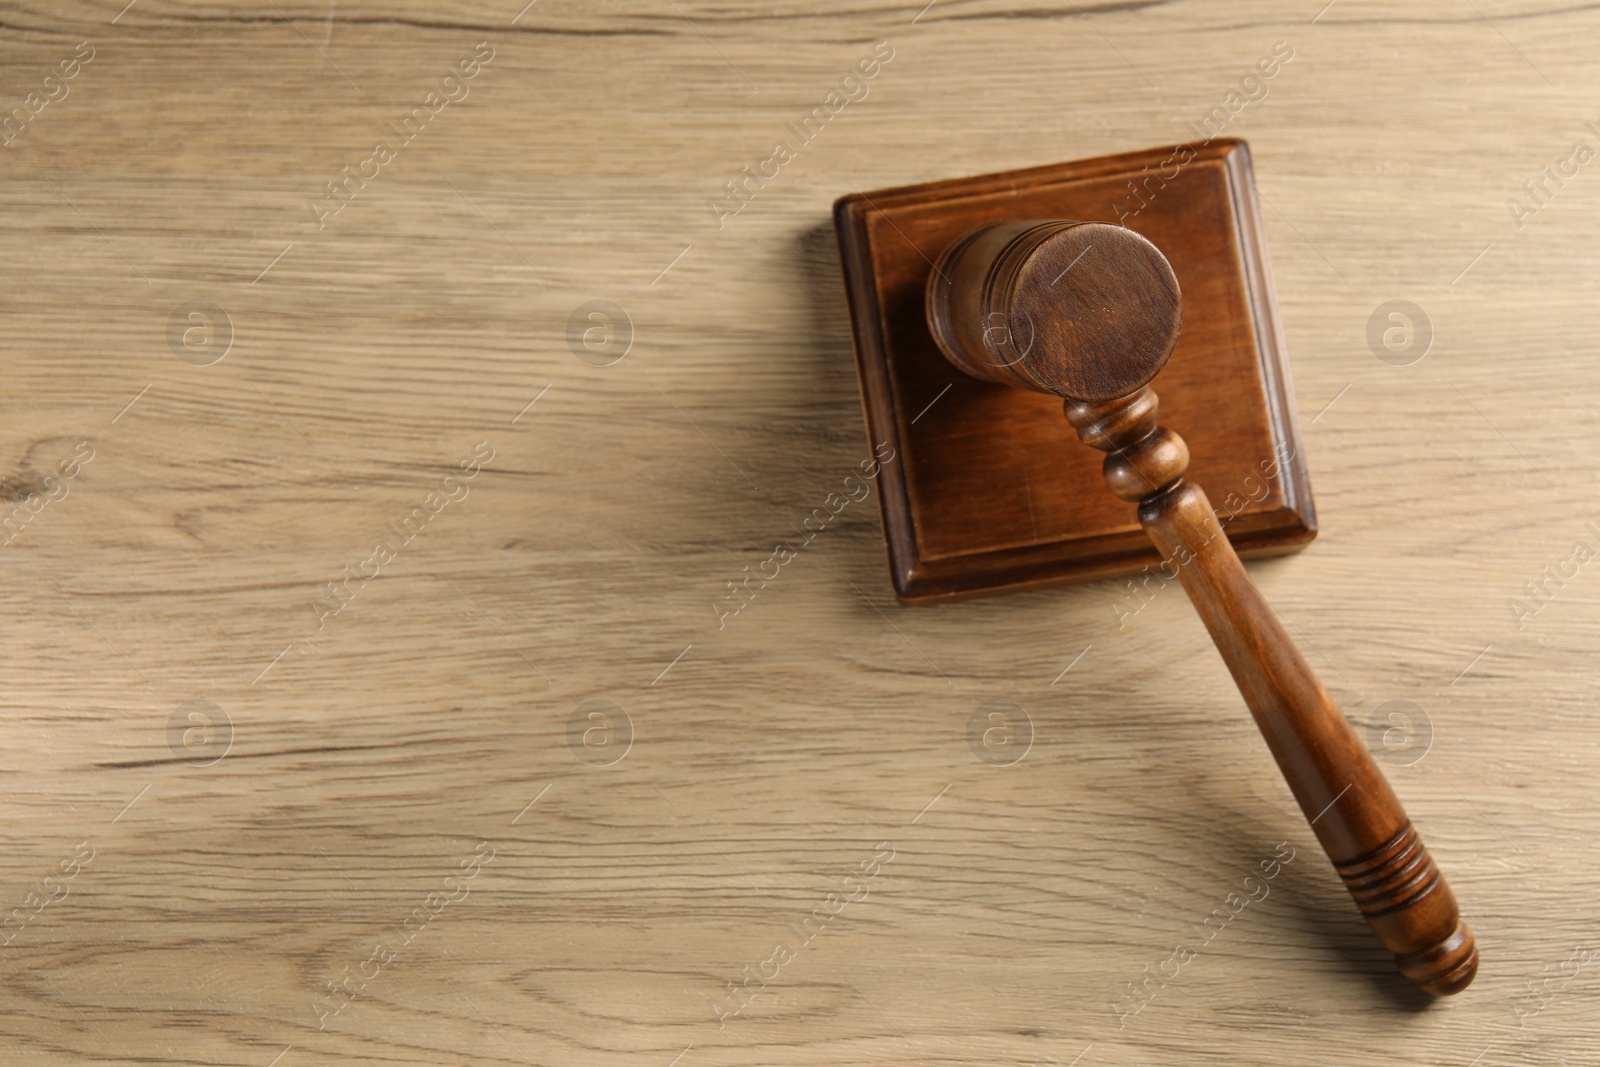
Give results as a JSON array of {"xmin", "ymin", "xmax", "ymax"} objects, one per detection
[
  {"xmin": 922, "ymin": 216, "xmax": 1477, "ymax": 996},
  {"xmin": 833, "ymin": 140, "xmax": 1315, "ymax": 603}
]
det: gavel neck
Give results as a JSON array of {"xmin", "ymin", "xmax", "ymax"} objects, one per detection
[{"xmin": 1063, "ymin": 387, "xmax": 1192, "ymax": 504}]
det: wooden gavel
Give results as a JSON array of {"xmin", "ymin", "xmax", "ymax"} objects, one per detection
[{"xmin": 924, "ymin": 220, "xmax": 1478, "ymax": 996}]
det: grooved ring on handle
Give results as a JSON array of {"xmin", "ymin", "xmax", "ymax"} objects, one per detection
[{"xmin": 1334, "ymin": 823, "xmax": 1478, "ymax": 996}]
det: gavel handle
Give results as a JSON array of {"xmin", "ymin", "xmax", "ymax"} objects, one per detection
[
  {"xmin": 1067, "ymin": 390, "xmax": 1478, "ymax": 996},
  {"xmin": 1142, "ymin": 479, "xmax": 1477, "ymax": 994}
]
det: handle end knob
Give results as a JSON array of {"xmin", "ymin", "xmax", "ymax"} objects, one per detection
[{"xmin": 1398, "ymin": 921, "xmax": 1478, "ymax": 997}]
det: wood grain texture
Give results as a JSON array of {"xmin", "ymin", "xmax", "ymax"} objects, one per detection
[{"xmin": 0, "ymin": 1, "xmax": 1597, "ymax": 1065}]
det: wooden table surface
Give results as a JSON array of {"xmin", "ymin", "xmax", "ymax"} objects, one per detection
[{"xmin": 3, "ymin": 1, "xmax": 1597, "ymax": 1064}]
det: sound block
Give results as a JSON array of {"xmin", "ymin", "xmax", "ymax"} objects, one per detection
[{"xmin": 833, "ymin": 138, "xmax": 1316, "ymax": 604}]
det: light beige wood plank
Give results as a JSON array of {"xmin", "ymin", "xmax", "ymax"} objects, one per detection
[{"xmin": 0, "ymin": 0, "xmax": 1596, "ymax": 1063}]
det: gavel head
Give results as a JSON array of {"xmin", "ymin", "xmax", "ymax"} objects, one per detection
[{"xmin": 925, "ymin": 221, "xmax": 1182, "ymax": 403}]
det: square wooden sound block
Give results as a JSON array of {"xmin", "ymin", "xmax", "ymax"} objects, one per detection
[{"xmin": 834, "ymin": 138, "xmax": 1316, "ymax": 604}]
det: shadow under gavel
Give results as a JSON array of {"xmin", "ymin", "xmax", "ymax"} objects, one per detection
[{"xmin": 925, "ymin": 220, "xmax": 1478, "ymax": 997}]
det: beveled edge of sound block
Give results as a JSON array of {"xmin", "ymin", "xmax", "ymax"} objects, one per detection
[{"xmin": 833, "ymin": 138, "xmax": 1317, "ymax": 604}]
